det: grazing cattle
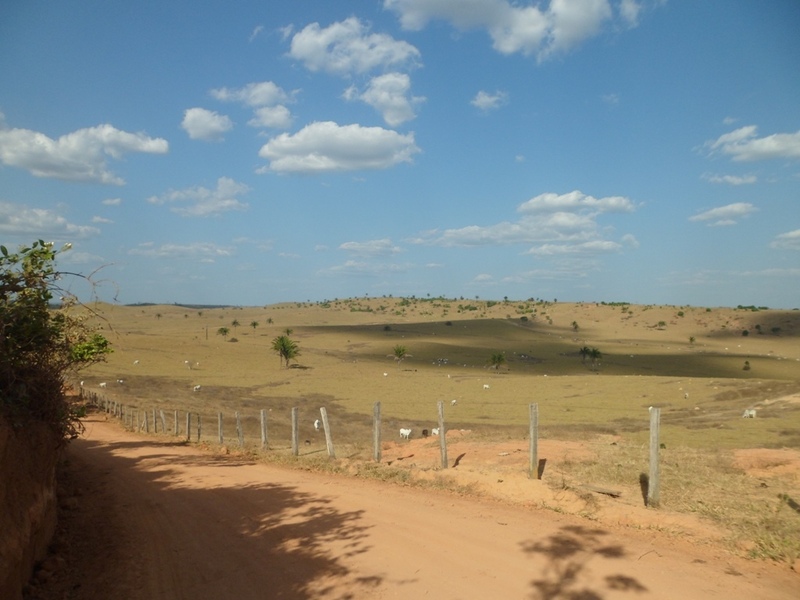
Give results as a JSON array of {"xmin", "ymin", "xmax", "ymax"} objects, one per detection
[
  {"xmin": 483, "ymin": 384, "xmax": 490, "ymax": 390},
  {"xmin": 99, "ymin": 382, "xmax": 107, "ymax": 388},
  {"xmin": 193, "ymin": 385, "xmax": 201, "ymax": 392},
  {"xmin": 742, "ymin": 409, "xmax": 757, "ymax": 418},
  {"xmin": 399, "ymin": 428, "xmax": 412, "ymax": 440},
  {"xmin": 133, "ymin": 360, "xmax": 139, "ymax": 365},
  {"xmin": 431, "ymin": 428, "xmax": 439, "ymax": 436},
  {"xmin": 422, "ymin": 429, "xmax": 429, "ymax": 438},
  {"xmin": 314, "ymin": 419, "xmax": 321, "ymax": 431},
  {"xmin": 451, "ymin": 399, "xmax": 457, "ymax": 406},
  {"xmin": 117, "ymin": 379, "xmax": 124, "ymax": 384}
]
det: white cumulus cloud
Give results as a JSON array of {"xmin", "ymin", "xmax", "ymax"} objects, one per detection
[
  {"xmin": 289, "ymin": 16, "xmax": 421, "ymax": 75},
  {"xmin": 181, "ymin": 108, "xmax": 233, "ymax": 141},
  {"xmin": 770, "ymin": 229, "xmax": 800, "ymax": 251},
  {"xmin": 471, "ymin": 90, "xmax": 508, "ymax": 111},
  {"xmin": 339, "ymin": 239, "xmax": 403, "ymax": 256},
  {"xmin": 258, "ymin": 121, "xmax": 420, "ymax": 173},
  {"xmin": 413, "ymin": 190, "xmax": 637, "ymax": 257},
  {"xmin": 385, "ymin": 0, "xmax": 638, "ymax": 61},
  {"xmin": 689, "ymin": 202, "xmax": 758, "ymax": 226},
  {"xmin": 702, "ymin": 173, "xmax": 757, "ymax": 185},
  {"xmin": 0, "ymin": 201, "xmax": 99, "ymax": 238},
  {"xmin": 129, "ymin": 242, "xmax": 235, "ymax": 260},
  {"xmin": 147, "ymin": 177, "xmax": 250, "ymax": 217},
  {"xmin": 211, "ymin": 81, "xmax": 294, "ymax": 130},
  {"xmin": 705, "ymin": 125, "xmax": 800, "ymax": 162},
  {"xmin": 344, "ymin": 73, "xmax": 425, "ymax": 126},
  {"xmin": 0, "ymin": 123, "xmax": 168, "ymax": 184}
]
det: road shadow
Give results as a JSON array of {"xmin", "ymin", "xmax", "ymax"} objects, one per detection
[
  {"xmin": 50, "ymin": 418, "xmax": 382, "ymax": 600},
  {"xmin": 520, "ymin": 524, "xmax": 647, "ymax": 599}
]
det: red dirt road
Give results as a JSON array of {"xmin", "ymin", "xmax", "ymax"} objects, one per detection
[{"xmin": 36, "ymin": 416, "xmax": 798, "ymax": 599}]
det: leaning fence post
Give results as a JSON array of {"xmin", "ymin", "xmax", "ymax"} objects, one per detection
[
  {"xmin": 529, "ymin": 403, "xmax": 539, "ymax": 479},
  {"xmin": 260, "ymin": 409, "xmax": 268, "ymax": 449},
  {"xmin": 320, "ymin": 407, "xmax": 335, "ymax": 459},
  {"xmin": 372, "ymin": 401, "xmax": 382, "ymax": 463},
  {"xmin": 437, "ymin": 400, "xmax": 447, "ymax": 469},
  {"xmin": 235, "ymin": 411, "xmax": 244, "ymax": 447},
  {"xmin": 648, "ymin": 407, "xmax": 661, "ymax": 508},
  {"xmin": 291, "ymin": 407, "xmax": 299, "ymax": 456},
  {"xmin": 218, "ymin": 412, "xmax": 224, "ymax": 444}
]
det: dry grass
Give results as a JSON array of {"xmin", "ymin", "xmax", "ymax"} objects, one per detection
[{"xmin": 76, "ymin": 297, "xmax": 800, "ymax": 563}]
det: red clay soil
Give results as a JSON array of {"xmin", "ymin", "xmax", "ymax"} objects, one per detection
[{"xmin": 24, "ymin": 416, "xmax": 799, "ymax": 600}]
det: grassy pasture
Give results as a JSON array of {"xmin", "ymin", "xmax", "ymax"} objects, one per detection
[
  {"xmin": 81, "ymin": 298, "xmax": 800, "ymax": 451},
  {"xmin": 77, "ymin": 298, "xmax": 800, "ymax": 563}
]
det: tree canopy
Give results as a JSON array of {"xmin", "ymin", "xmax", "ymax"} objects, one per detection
[{"xmin": 1, "ymin": 240, "xmax": 112, "ymax": 437}]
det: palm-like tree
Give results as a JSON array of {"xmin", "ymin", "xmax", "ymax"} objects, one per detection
[
  {"xmin": 217, "ymin": 326, "xmax": 230, "ymax": 340},
  {"xmin": 250, "ymin": 320, "xmax": 259, "ymax": 331},
  {"xmin": 272, "ymin": 335, "xmax": 300, "ymax": 368},
  {"xmin": 488, "ymin": 352, "xmax": 506, "ymax": 370},
  {"xmin": 589, "ymin": 347, "xmax": 602, "ymax": 368},
  {"xmin": 579, "ymin": 346, "xmax": 591, "ymax": 364},
  {"xmin": 231, "ymin": 319, "xmax": 241, "ymax": 331},
  {"xmin": 390, "ymin": 344, "xmax": 410, "ymax": 366}
]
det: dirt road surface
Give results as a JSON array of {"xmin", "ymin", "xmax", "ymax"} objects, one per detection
[{"xmin": 29, "ymin": 416, "xmax": 798, "ymax": 600}]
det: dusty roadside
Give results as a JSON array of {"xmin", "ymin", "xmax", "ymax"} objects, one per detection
[{"xmin": 24, "ymin": 416, "xmax": 799, "ymax": 599}]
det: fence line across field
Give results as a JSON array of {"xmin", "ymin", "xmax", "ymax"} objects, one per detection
[{"xmin": 86, "ymin": 392, "xmax": 661, "ymax": 507}]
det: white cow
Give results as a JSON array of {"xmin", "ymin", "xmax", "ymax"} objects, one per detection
[
  {"xmin": 742, "ymin": 409, "xmax": 757, "ymax": 418},
  {"xmin": 399, "ymin": 428, "xmax": 412, "ymax": 440},
  {"xmin": 314, "ymin": 419, "xmax": 321, "ymax": 431},
  {"xmin": 99, "ymin": 382, "xmax": 107, "ymax": 388},
  {"xmin": 431, "ymin": 427, "xmax": 440, "ymax": 436},
  {"xmin": 193, "ymin": 385, "xmax": 202, "ymax": 392},
  {"xmin": 483, "ymin": 384, "xmax": 490, "ymax": 390}
]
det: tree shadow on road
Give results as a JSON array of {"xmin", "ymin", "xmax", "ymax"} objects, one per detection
[
  {"xmin": 50, "ymin": 420, "xmax": 382, "ymax": 600},
  {"xmin": 520, "ymin": 525, "xmax": 647, "ymax": 600}
]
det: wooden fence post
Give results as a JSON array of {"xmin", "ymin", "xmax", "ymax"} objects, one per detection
[
  {"xmin": 153, "ymin": 409, "xmax": 158, "ymax": 433},
  {"xmin": 174, "ymin": 410, "xmax": 179, "ymax": 436},
  {"xmin": 218, "ymin": 412, "xmax": 224, "ymax": 444},
  {"xmin": 291, "ymin": 407, "xmax": 299, "ymax": 456},
  {"xmin": 529, "ymin": 403, "xmax": 539, "ymax": 479},
  {"xmin": 196, "ymin": 414, "xmax": 201, "ymax": 442},
  {"xmin": 648, "ymin": 407, "xmax": 661, "ymax": 508},
  {"xmin": 373, "ymin": 401, "xmax": 381, "ymax": 463},
  {"xmin": 320, "ymin": 407, "xmax": 335, "ymax": 459},
  {"xmin": 143, "ymin": 411, "xmax": 149, "ymax": 433},
  {"xmin": 260, "ymin": 409, "xmax": 268, "ymax": 450},
  {"xmin": 235, "ymin": 411, "xmax": 244, "ymax": 447},
  {"xmin": 438, "ymin": 400, "xmax": 447, "ymax": 469},
  {"xmin": 186, "ymin": 412, "xmax": 192, "ymax": 442},
  {"xmin": 159, "ymin": 410, "xmax": 167, "ymax": 434}
]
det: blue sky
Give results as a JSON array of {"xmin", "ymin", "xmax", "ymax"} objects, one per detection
[{"xmin": 1, "ymin": 0, "xmax": 798, "ymax": 308}]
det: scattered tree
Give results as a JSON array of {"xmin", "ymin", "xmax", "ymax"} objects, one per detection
[
  {"xmin": 250, "ymin": 320, "xmax": 259, "ymax": 331},
  {"xmin": 579, "ymin": 346, "xmax": 591, "ymax": 364},
  {"xmin": 217, "ymin": 326, "xmax": 230, "ymax": 340},
  {"xmin": 488, "ymin": 352, "xmax": 506, "ymax": 370},
  {"xmin": 390, "ymin": 344, "xmax": 410, "ymax": 366},
  {"xmin": 231, "ymin": 319, "xmax": 240, "ymax": 331},
  {"xmin": 571, "ymin": 321, "xmax": 579, "ymax": 332},
  {"xmin": 272, "ymin": 335, "xmax": 300, "ymax": 368}
]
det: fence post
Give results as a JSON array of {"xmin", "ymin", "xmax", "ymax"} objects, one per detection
[
  {"xmin": 260, "ymin": 409, "xmax": 268, "ymax": 449},
  {"xmin": 437, "ymin": 400, "xmax": 447, "ymax": 469},
  {"xmin": 218, "ymin": 412, "xmax": 224, "ymax": 444},
  {"xmin": 372, "ymin": 401, "xmax": 381, "ymax": 463},
  {"xmin": 174, "ymin": 410, "xmax": 179, "ymax": 436},
  {"xmin": 186, "ymin": 412, "xmax": 192, "ymax": 442},
  {"xmin": 153, "ymin": 409, "xmax": 158, "ymax": 433},
  {"xmin": 196, "ymin": 414, "xmax": 202, "ymax": 442},
  {"xmin": 648, "ymin": 407, "xmax": 661, "ymax": 508},
  {"xmin": 159, "ymin": 410, "xmax": 167, "ymax": 434},
  {"xmin": 235, "ymin": 411, "xmax": 244, "ymax": 447},
  {"xmin": 320, "ymin": 407, "xmax": 335, "ymax": 459},
  {"xmin": 529, "ymin": 403, "xmax": 539, "ymax": 479},
  {"xmin": 143, "ymin": 410, "xmax": 149, "ymax": 433},
  {"xmin": 291, "ymin": 407, "xmax": 299, "ymax": 456}
]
